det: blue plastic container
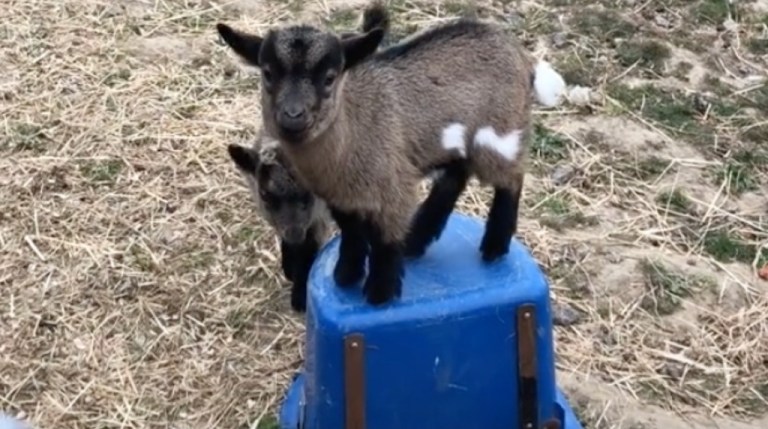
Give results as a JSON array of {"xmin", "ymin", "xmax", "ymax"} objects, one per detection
[{"xmin": 279, "ymin": 212, "xmax": 583, "ymax": 429}]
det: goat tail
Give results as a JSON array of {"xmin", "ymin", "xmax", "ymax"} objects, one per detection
[{"xmin": 532, "ymin": 60, "xmax": 566, "ymax": 108}]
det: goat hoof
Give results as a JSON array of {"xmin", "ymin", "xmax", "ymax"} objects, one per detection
[
  {"xmin": 333, "ymin": 259, "xmax": 366, "ymax": 287},
  {"xmin": 363, "ymin": 275, "xmax": 402, "ymax": 305},
  {"xmin": 281, "ymin": 262, "xmax": 295, "ymax": 282},
  {"xmin": 403, "ymin": 234, "xmax": 431, "ymax": 259},
  {"xmin": 403, "ymin": 243, "xmax": 426, "ymax": 259},
  {"xmin": 290, "ymin": 281, "xmax": 307, "ymax": 312},
  {"xmin": 290, "ymin": 292, "xmax": 307, "ymax": 313},
  {"xmin": 480, "ymin": 239, "xmax": 509, "ymax": 262}
]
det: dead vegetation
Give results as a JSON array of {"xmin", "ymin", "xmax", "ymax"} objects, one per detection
[{"xmin": 0, "ymin": 0, "xmax": 766, "ymax": 428}]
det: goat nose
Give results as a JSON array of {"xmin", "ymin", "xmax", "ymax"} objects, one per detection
[{"xmin": 284, "ymin": 106, "xmax": 306, "ymax": 119}]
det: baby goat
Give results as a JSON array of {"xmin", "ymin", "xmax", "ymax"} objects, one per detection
[
  {"xmin": 225, "ymin": 3, "xmax": 391, "ymax": 312},
  {"xmin": 217, "ymin": 12, "xmax": 566, "ymax": 306},
  {"xmin": 229, "ymin": 131, "xmax": 333, "ymax": 312}
]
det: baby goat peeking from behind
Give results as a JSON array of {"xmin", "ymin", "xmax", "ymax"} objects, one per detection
[
  {"xmin": 229, "ymin": 131, "xmax": 333, "ymax": 312},
  {"xmin": 217, "ymin": 8, "xmax": 566, "ymax": 306}
]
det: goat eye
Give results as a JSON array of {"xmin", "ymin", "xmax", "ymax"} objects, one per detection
[
  {"xmin": 262, "ymin": 69, "xmax": 273, "ymax": 85},
  {"xmin": 262, "ymin": 194, "xmax": 280, "ymax": 210},
  {"xmin": 260, "ymin": 190, "xmax": 274, "ymax": 203},
  {"xmin": 324, "ymin": 72, "xmax": 337, "ymax": 88}
]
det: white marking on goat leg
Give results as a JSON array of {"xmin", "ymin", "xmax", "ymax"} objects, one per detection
[
  {"xmin": 473, "ymin": 127, "xmax": 523, "ymax": 161},
  {"xmin": 441, "ymin": 123, "xmax": 467, "ymax": 157},
  {"xmin": 533, "ymin": 60, "xmax": 566, "ymax": 108}
]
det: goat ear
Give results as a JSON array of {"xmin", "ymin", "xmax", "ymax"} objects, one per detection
[
  {"xmin": 228, "ymin": 144, "xmax": 259, "ymax": 173},
  {"xmin": 217, "ymin": 23, "xmax": 263, "ymax": 66},
  {"xmin": 340, "ymin": 28, "xmax": 385, "ymax": 70}
]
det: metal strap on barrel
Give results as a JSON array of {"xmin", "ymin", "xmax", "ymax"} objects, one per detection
[
  {"xmin": 344, "ymin": 333, "xmax": 366, "ymax": 429},
  {"xmin": 517, "ymin": 304, "xmax": 539, "ymax": 429},
  {"xmin": 517, "ymin": 304, "xmax": 563, "ymax": 429}
]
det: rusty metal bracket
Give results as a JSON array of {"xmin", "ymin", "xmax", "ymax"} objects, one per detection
[
  {"xmin": 517, "ymin": 304, "xmax": 538, "ymax": 429},
  {"xmin": 344, "ymin": 333, "xmax": 366, "ymax": 429}
]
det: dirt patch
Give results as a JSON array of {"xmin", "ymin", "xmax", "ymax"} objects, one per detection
[
  {"xmin": 122, "ymin": 35, "xmax": 206, "ymax": 63},
  {"xmin": 552, "ymin": 115, "xmax": 704, "ymax": 159},
  {"xmin": 747, "ymin": 0, "xmax": 768, "ymax": 13},
  {"xmin": 561, "ymin": 373, "xmax": 768, "ymax": 429}
]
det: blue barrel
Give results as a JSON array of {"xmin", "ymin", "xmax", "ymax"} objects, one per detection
[{"xmin": 280, "ymin": 212, "xmax": 583, "ymax": 429}]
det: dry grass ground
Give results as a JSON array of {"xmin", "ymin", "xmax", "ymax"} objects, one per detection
[{"xmin": 1, "ymin": 0, "xmax": 766, "ymax": 428}]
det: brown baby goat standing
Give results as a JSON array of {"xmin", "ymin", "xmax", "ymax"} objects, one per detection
[
  {"xmin": 216, "ymin": 10, "xmax": 566, "ymax": 306},
  {"xmin": 224, "ymin": 3, "xmax": 391, "ymax": 312}
]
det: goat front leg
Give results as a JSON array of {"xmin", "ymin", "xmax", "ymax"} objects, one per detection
[
  {"xmin": 330, "ymin": 207, "xmax": 369, "ymax": 287},
  {"xmin": 282, "ymin": 226, "xmax": 323, "ymax": 312},
  {"xmin": 280, "ymin": 239, "xmax": 297, "ymax": 283},
  {"xmin": 363, "ymin": 212, "xmax": 407, "ymax": 305}
]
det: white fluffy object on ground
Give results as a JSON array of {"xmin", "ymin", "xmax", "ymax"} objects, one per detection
[
  {"xmin": 533, "ymin": 60, "xmax": 567, "ymax": 107},
  {"xmin": 0, "ymin": 414, "xmax": 30, "ymax": 429}
]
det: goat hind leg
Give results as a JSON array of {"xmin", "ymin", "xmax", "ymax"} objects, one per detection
[
  {"xmin": 480, "ymin": 181, "xmax": 523, "ymax": 262},
  {"xmin": 403, "ymin": 161, "xmax": 470, "ymax": 258}
]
